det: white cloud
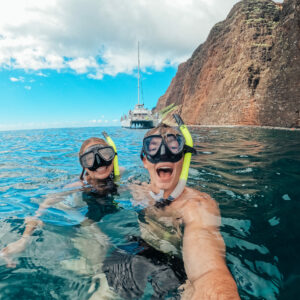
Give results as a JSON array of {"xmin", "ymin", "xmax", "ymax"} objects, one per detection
[
  {"xmin": 10, "ymin": 76, "xmax": 24, "ymax": 82},
  {"xmin": 37, "ymin": 72, "xmax": 47, "ymax": 77},
  {"xmin": 0, "ymin": 0, "xmax": 241, "ymax": 78},
  {"xmin": 24, "ymin": 85, "xmax": 31, "ymax": 90},
  {"xmin": 67, "ymin": 57, "xmax": 98, "ymax": 74},
  {"xmin": 89, "ymin": 119, "xmax": 103, "ymax": 123}
]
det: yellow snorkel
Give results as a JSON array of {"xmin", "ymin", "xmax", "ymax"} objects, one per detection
[
  {"xmin": 102, "ymin": 131, "xmax": 120, "ymax": 177},
  {"xmin": 174, "ymin": 114, "xmax": 193, "ymax": 180},
  {"xmin": 168, "ymin": 114, "xmax": 195, "ymax": 200}
]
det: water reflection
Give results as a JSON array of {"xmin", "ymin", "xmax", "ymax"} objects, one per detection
[
  {"xmin": 0, "ymin": 127, "xmax": 299, "ymax": 299},
  {"xmin": 189, "ymin": 127, "xmax": 300, "ymax": 299}
]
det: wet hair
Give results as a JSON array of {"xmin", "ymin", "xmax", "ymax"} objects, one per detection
[
  {"xmin": 79, "ymin": 137, "xmax": 108, "ymax": 156},
  {"xmin": 144, "ymin": 123, "xmax": 180, "ymax": 138}
]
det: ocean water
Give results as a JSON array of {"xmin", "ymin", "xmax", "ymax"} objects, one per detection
[{"xmin": 0, "ymin": 126, "xmax": 299, "ymax": 300}]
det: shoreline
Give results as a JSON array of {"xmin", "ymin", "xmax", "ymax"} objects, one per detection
[
  {"xmin": 187, "ymin": 124, "xmax": 300, "ymax": 131},
  {"xmin": 0, "ymin": 124, "xmax": 300, "ymax": 133}
]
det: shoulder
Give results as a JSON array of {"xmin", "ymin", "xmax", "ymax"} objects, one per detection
[{"xmin": 128, "ymin": 181, "xmax": 155, "ymax": 206}]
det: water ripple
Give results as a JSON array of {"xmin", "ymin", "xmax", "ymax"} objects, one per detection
[{"xmin": 0, "ymin": 126, "xmax": 299, "ymax": 299}]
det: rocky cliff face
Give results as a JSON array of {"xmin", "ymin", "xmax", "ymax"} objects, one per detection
[{"xmin": 155, "ymin": 0, "xmax": 300, "ymax": 127}]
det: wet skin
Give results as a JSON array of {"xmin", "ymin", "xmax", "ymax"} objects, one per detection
[
  {"xmin": 135, "ymin": 130, "xmax": 240, "ymax": 300},
  {"xmin": 0, "ymin": 141, "xmax": 115, "ymax": 268},
  {"xmin": 143, "ymin": 155, "xmax": 183, "ymax": 199}
]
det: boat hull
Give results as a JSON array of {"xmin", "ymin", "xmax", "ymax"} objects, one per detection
[{"xmin": 121, "ymin": 119, "xmax": 157, "ymax": 129}]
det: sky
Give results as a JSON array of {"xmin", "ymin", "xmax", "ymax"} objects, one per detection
[{"xmin": 0, "ymin": 0, "xmax": 248, "ymax": 131}]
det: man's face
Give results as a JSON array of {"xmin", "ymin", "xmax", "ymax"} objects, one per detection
[{"xmin": 143, "ymin": 132, "xmax": 184, "ymax": 195}]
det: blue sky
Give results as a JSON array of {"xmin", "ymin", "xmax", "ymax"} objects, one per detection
[
  {"xmin": 0, "ymin": 0, "xmax": 258, "ymax": 131},
  {"xmin": 0, "ymin": 66, "xmax": 176, "ymax": 130}
]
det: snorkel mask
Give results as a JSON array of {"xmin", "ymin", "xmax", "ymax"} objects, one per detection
[
  {"xmin": 80, "ymin": 144, "xmax": 115, "ymax": 171},
  {"xmin": 142, "ymin": 133, "xmax": 186, "ymax": 163},
  {"xmin": 79, "ymin": 132, "xmax": 120, "ymax": 180},
  {"xmin": 142, "ymin": 114, "xmax": 196, "ymax": 202}
]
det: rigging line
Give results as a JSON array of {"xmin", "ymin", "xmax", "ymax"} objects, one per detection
[{"xmin": 140, "ymin": 73, "xmax": 145, "ymax": 105}]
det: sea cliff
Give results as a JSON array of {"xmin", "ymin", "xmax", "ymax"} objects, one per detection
[{"xmin": 154, "ymin": 0, "xmax": 300, "ymax": 128}]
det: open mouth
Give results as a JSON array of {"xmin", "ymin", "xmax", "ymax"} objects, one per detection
[
  {"xmin": 96, "ymin": 166, "xmax": 108, "ymax": 173},
  {"xmin": 156, "ymin": 166, "xmax": 173, "ymax": 179}
]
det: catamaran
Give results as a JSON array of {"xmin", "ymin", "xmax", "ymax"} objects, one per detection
[{"xmin": 121, "ymin": 43, "xmax": 160, "ymax": 129}]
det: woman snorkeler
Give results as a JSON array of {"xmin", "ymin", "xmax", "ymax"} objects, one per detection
[{"xmin": 0, "ymin": 133, "xmax": 123, "ymax": 281}]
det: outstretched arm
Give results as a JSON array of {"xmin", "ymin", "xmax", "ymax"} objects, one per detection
[
  {"xmin": 0, "ymin": 189, "xmax": 78, "ymax": 266},
  {"xmin": 0, "ymin": 217, "xmax": 43, "ymax": 267},
  {"xmin": 181, "ymin": 194, "xmax": 240, "ymax": 300}
]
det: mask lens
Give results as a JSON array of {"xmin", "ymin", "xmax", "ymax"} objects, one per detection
[
  {"xmin": 81, "ymin": 152, "xmax": 95, "ymax": 168},
  {"xmin": 144, "ymin": 136, "xmax": 162, "ymax": 156},
  {"xmin": 165, "ymin": 134, "xmax": 184, "ymax": 154},
  {"xmin": 98, "ymin": 147, "xmax": 115, "ymax": 161}
]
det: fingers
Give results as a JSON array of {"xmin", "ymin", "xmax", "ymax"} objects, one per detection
[
  {"xmin": 0, "ymin": 251, "xmax": 17, "ymax": 268},
  {"xmin": 0, "ymin": 244, "xmax": 16, "ymax": 256}
]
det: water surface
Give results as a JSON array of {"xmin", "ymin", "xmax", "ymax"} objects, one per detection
[{"xmin": 0, "ymin": 126, "xmax": 299, "ymax": 299}]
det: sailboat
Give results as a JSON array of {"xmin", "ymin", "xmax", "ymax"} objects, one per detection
[{"xmin": 121, "ymin": 43, "xmax": 161, "ymax": 129}]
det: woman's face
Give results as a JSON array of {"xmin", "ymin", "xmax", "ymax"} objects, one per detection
[{"xmin": 83, "ymin": 142, "xmax": 114, "ymax": 180}]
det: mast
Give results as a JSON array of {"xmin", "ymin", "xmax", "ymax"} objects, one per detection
[{"xmin": 137, "ymin": 41, "xmax": 140, "ymax": 105}]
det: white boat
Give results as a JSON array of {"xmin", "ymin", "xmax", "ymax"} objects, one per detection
[{"xmin": 121, "ymin": 43, "xmax": 161, "ymax": 129}]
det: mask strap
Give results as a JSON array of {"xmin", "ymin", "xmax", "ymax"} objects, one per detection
[
  {"xmin": 140, "ymin": 149, "xmax": 145, "ymax": 160},
  {"xmin": 80, "ymin": 168, "xmax": 85, "ymax": 180},
  {"xmin": 184, "ymin": 144, "xmax": 197, "ymax": 154}
]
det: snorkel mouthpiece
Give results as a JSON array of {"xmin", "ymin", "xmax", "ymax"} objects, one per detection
[{"xmin": 102, "ymin": 131, "xmax": 120, "ymax": 177}]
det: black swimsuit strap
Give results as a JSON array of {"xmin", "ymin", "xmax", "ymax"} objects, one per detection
[{"xmin": 154, "ymin": 198, "xmax": 173, "ymax": 209}]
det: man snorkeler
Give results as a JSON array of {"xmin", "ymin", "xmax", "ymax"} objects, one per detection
[{"xmin": 130, "ymin": 115, "xmax": 240, "ymax": 299}]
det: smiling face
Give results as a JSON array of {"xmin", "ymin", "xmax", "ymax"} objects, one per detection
[
  {"xmin": 143, "ymin": 156, "xmax": 183, "ymax": 197},
  {"xmin": 142, "ymin": 125, "xmax": 184, "ymax": 198},
  {"xmin": 80, "ymin": 139, "xmax": 114, "ymax": 181}
]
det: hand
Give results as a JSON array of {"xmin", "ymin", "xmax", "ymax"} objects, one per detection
[
  {"xmin": 24, "ymin": 216, "xmax": 43, "ymax": 228},
  {"xmin": 0, "ymin": 217, "xmax": 43, "ymax": 268},
  {"xmin": 0, "ymin": 237, "xmax": 28, "ymax": 268}
]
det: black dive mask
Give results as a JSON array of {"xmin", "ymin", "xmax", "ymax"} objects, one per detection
[
  {"xmin": 141, "ymin": 134, "xmax": 186, "ymax": 164},
  {"xmin": 79, "ymin": 144, "xmax": 115, "ymax": 171}
]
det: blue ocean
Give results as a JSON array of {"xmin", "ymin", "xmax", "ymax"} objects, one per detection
[{"xmin": 0, "ymin": 126, "xmax": 299, "ymax": 299}]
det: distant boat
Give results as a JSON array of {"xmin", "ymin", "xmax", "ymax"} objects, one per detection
[{"xmin": 121, "ymin": 43, "xmax": 161, "ymax": 129}]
